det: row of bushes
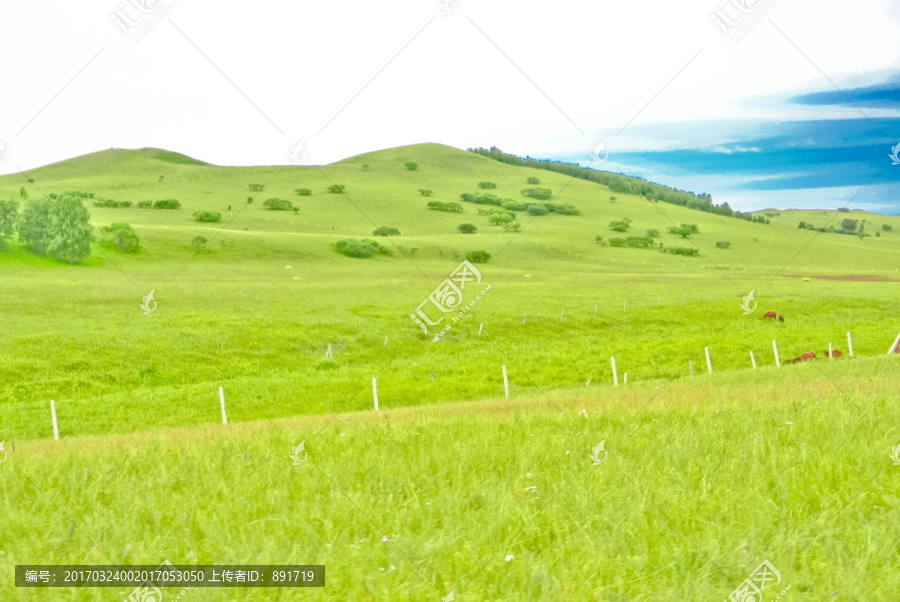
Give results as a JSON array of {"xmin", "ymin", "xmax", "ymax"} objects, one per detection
[
  {"xmin": 94, "ymin": 199, "xmax": 182, "ymax": 209},
  {"xmin": 459, "ymin": 193, "xmax": 579, "ymax": 215},
  {"xmin": 427, "ymin": 201, "xmax": 463, "ymax": 213}
]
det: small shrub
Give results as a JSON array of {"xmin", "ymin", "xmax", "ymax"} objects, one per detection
[
  {"xmin": 153, "ymin": 199, "xmax": 181, "ymax": 210},
  {"xmin": 138, "ymin": 200, "xmax": 152, "ymax": 209},
  {"xmin": 521, "ymin": 187, "xmax": 552, "ymax": 200},
  {"xmin": 526, "ymin": 177, "xmax": 540, "ymax": 185},
  {"xmin": 457, "ymin": 223, "xmax": 477, "ymax": 234},
  {"xmin": 488, "ymin": 211, "xmax": 515, "ymax": 226},
  {"xmin": 595, "ymin": 236, "xmax": 604, "ymax": 245},
  {"xmin": 418, "ymin": 189, "xmax": 433, "ymax": 197},
  {"xmin": 404, "ymin": 162, "xmax": 418, "ymax": 171},
  {"xmin": 550, "ymin": 203, "xmax": 580, "ymax": 215},
  {"xmin": 373, "ymin": 226, "xmax": 401, "ymax": 237},
  {"xmin": 263, "ymin": 198, "xmax": 293, "ymax": 211},
  {"xmin": 193, "ymin": 210, "xmax": 221, "ymax": 223},
  {"xmin": 191, "ymin": 235, "xmax": 208, "ymax": 251},
  {"xmin": 248, "ymin": 183, "xmax": 265, "ymax": 192},
  {"xmin": 527, "ymin": 205, "xmax": 548, "ymax": 216},
  {"xmin": 316, "ymin": 358, "xmax": 338, "ymax": 370},
  {"xmin": 292, "ymin": 207, "xmax": 299, "ymax": 214},
  {"xmin": 478, "ymin": 182, "xmax": 497, "ymax": 189},
  {"xmin": 362, "ymin": 164, "xmax": 369, "ymax": 171},
  {"xmin": 882, "ymin": 224, "xmax": 892, "ymax": 232},
  {"xmin": 327, "ymin": 184, "xmax": 345, "ymax": 193},
  {"xmin": 668, "ymin": 225, "xmax": 694, "ymax": 238},
  {"xmin": 247, "ymin": 197, "xmax": 254, "ymax": 204},
  {"xmin": 716, "ymin": 241, "xmax": 731, "ymax": 249},
  {"xmin": 427, "ymin": 201, "xmax": 463, "ymax": 213},
  {"xmin": 466, "ymin": 250, "xmax": 491, "ymax": 263},
  {"xmin": 502, "ymin": 221, "xmax": 521, "ymax": 232},
  {"xmin": 294, "ymin": 188, "xmax": 312, "ymax": 196},
  {"xmin": 334, "ymin": 238, "xmax": 392, "ymax": 258},
  {"xmin": 502, "ymin": 200, "xmax": 528, "ymax": 212},
  {"xmin": 609, "ymin": 236, "xmax": 654, "ymax": 248},
  {"xmin": 664, "ymin": 246, "xmax": 699, "ymax": 256},
  {"xmin": 609, "ymin": 218, "xmax": 632, "ymax": 233},
  {"xmin": 646, "ymin": 229, "xmax": 660, "ymax": 238}
]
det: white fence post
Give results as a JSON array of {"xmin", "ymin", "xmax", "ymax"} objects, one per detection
[
  {"xmin": 502, "ymin": 365, "xmax": 509, "ymax": 399},
  {"xmin": 50, "ymin": 400, "xmax": 59, "ymax": 441},
  {"xmin": 828, "ymin": 342, "xmax": 833, "ymax": 360},
  {"xmin": 611, "ymin": 357, "xmax": 618, "ymax": 386},
  {"xmin": 705, "ymin": 347, "xmax": 712, "ymax": 373},
  {"xmin": 372, "ymin": 377, "xmax": 379, "ymax": 411},
  {"xmin": 478, "ymin": 323, "xmax": 483, "ymax": 336},
  {"xmin": 847, "ymin": 332, "xmax": 854, "ymax": 357},
  {"xmin": 689, "ymin": 360, "xmax": 693, "ymax": 376},
  {"xmin": 750, "ymin": 351, "xmax": 756, "ymax": 369},
  {"xmin": 773, "ymin": 340, "xmax": 781, "ymax": 368},
  {"xmin": 624, "ymin": 372, "xmax": 628, "ymax": 385},
  {"xmin": 219, "ymin": 387, "xmax": 228, "ymax": 425}
]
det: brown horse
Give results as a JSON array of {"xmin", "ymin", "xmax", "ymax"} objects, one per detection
[
  {"xmin": 825, "ymin": 349, "xmax": 843, "ymax": 358},
  {"xmin": 763, "ymin": 311, "xmax": 777, "ymax": 319}
]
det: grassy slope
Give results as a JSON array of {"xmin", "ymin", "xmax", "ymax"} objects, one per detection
[
  {"xmin": 1, "ymin": 357, "xmax": 898, "ymax": 600},
  {"xmin": 1, "ymin": 143, "xmax": 899, "ymax": 442}
]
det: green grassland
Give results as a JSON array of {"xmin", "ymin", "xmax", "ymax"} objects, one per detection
[
  {"xmin": 2, "ymin": 358, "xmax": 899, "ymax": 600},
  {"xmin": 1, "ymin": 143, "xmax": 899, "ymax": 599}
]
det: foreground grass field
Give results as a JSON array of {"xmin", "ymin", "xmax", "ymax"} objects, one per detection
[
  {"xmin": 2, "ymin": 357, "xmax": 899, "ymax": 600},
  {"xmin": 1, "ymin": 143, "xmax": 899, "ymax": 599}
]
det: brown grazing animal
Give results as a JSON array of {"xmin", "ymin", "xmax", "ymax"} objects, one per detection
[
  {"xmin": 778, "ymin": 315, "xmax": 784, "ymax": 322},
  {"xmin": 763, "ymin": 311, "xmax": 777, "ymax": 319},
  {"xmin": 825, "ymin": 349, "xmax": 842, "ymax": 358}
]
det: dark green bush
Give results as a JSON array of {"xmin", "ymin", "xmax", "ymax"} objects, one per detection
[
  {"xmin": 418, "ymin": 189, "xmax": 433, "ymax": 197},
  {"xmin": 527, "ymin": 205, "xmax": 548, "ymax": 216},
  {"xmin": 609, "ymin": 236, "xmax": 654, "ymax": 248},
  {"xmin": 488, "ymin": 210, "xmax": 515, "ymax": 225},
  {"xmin": 427, "ymin": 201, "xmax": 463, "ymax": 212},
  {"xmin": 191, "ymin": 235, "xmax": 207, "ymax": 251},
  {"xmin": 153, "ymin": 199, "xmax": 181, "ymax": 210},
  {"xmin": 646, "ymin": 229, "xmax": 660, "ymax": 237},
  {"xmin": 263, "ymin": 198, "xmax": 293, "ymax": 211},
  {"xmin": 335, "ymin": 238, "xmax": 393, "ymax": 258},
  {"xmin": 138, "ymin": 200, "xmax": 152, "ymax": 208},
  {"xmin": 327, "ymin": 184, "xmax": 345, "ymax": 193},
  {"xmin": 664, "ymin": 246, "xmax": 699, "ymax": 256},
  {"xmin": 521, "ymin": 187, "xmax": 552, "ymax": 200},
  {"xmin": 372, "ymin": 226, "xmax": 401, "ymax": 237},
  {"xmin": 478, "ymin": 182, "xmax": 497, "ymax": 189},
  {"xmin": 609, "ymin": 218, "xmax": 632, "ymax": 232},
  {"xmin": 466, "ymin": 250, "xmax": 491, "ymax": 263},
  {"xmin": 502, "ymin": 200, "xmax": 528, "ymax": 211},
  {"xmin": 193, "ymin": 210, "xmax": 221, "ymax": 223},
  {"xmin": 294, "ymin": 188, "xmax": 312, "ymax": 196},
  {"xmin": 716, "ymin": 241, "xmax": 731, "ymax": 249},
  {"xmin": 457, "ymin": 223, "xmax": 477, "ymax": 234},
  {"xmin": 405, "ymin": 162, "xmax": 418, "ymax": 171},
  {"xmin": 526, "ymin": 177, "xmax": 540, "ymax": 185}
]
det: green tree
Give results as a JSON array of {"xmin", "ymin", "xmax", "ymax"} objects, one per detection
[
  {"xmin": 18, "ymin": 198, "xmax": 53, "ymax": 254},
  {"xmin": 668, "ymin": 225, "xmax": 693, "ymax": 238},
  {"xmin": 0, "ymin": 199, "xmax": 18, "ymax": 249},
  {"xmin": 248, "ymin": 183, "xmax": 265, "ymax": 192},
  {"xmin": 46, "ymin": 194, "xmax": 93, "ymax": 264},
  {"xmin": 841, "ymin": 218, "xmax": 858, "ymax": 232},
  {"xmin": 457, "ymin": 223, "xmax": 477, "ymax": 234},
  {"xmin": 882, "ymin": 224, "xmax": 892, "ymax": 232},
  {"xmin": 327, "ymin": 184, "xmax": 345, "ymax": 193},
  {"xmin": 99, "ymin": 222, "xmax": 140, "ymax": 253},
  {"xmin": 609, "ymin": 218, "xmax": 631, "ymax": 232},
  {"xmin": 418, "ymin": 189, "xmax": 433, "ymax": 197},
  {"xmin": 488, "ymin": 211, "xmax": 515, "ymax": 226},
  {"xmin": 362, "ymin": 164, "xmax": 370, "ymax": 171},
  {"xmin": 526, "ymin": 177, "xmax": 540, "ymax": 185},
  {"xmin": 294, "ymin": 188, "xmax": 312, "ymax": 196},
  {"xmin": 191, "ymin": 235, "xmax": 208, "ymax": 251},
  {"xmin": 404, "ymin": 162, "xmax": 418, "ymax": 171}
]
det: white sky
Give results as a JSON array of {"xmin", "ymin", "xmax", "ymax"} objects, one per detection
[{"xmin": 1, "ymin": 0, "xmax": 898, "ymax": 173}]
